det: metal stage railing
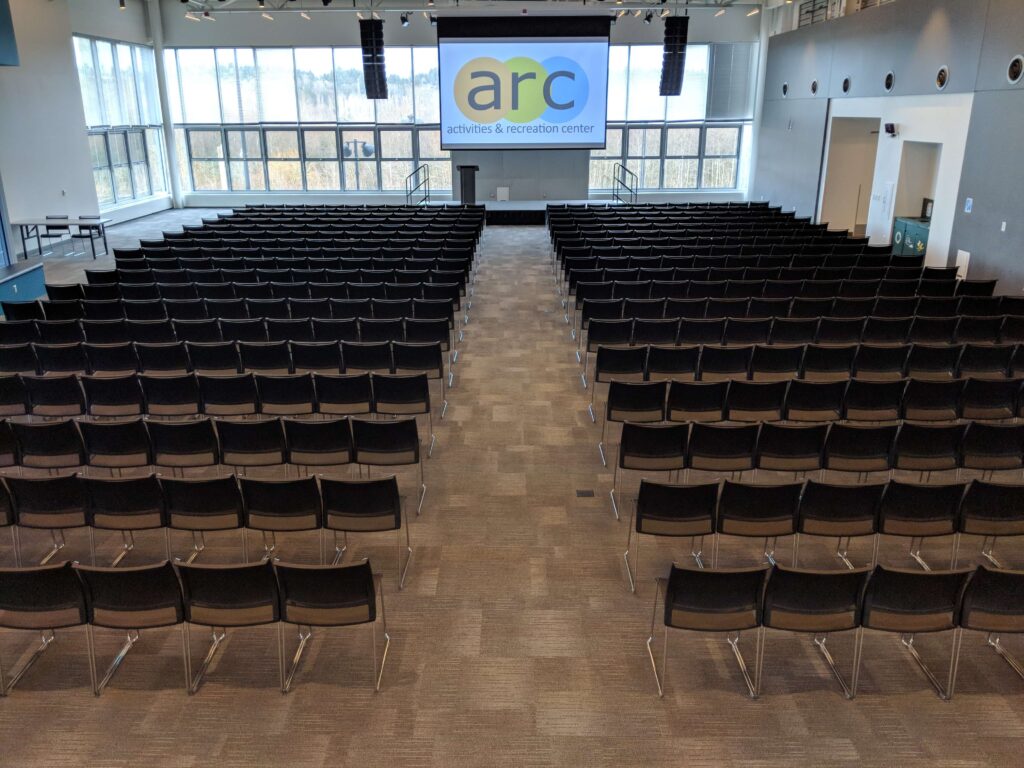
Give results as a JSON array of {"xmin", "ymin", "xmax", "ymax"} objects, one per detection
[
  {"xmin": 612, "ymin": 162, "xmax": 638, "ymax": 205},
  {"xmin": 405, "ymin": 163, "xmax": 430, "ymax": 206}
]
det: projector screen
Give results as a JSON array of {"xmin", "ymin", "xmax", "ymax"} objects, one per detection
[{"xmin": 438, "ymin": 19, "xmax": 610, "ymax": 150}]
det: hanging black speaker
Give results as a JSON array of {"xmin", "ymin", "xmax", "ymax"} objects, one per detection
[
  {"xmin": 659, "ymin": 16, "xmax": 689, "ymax": 97},
  {"xmin": 359, "ymin": 19, "xmax": 387, "ymax": 99}
]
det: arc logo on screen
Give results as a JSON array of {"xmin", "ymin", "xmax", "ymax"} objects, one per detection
[{"xmin": 454, "ymin": 56, "xmax": 588, "ymax": 124}]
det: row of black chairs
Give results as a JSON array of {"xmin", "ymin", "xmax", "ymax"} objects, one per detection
[
  {"xmin": 568, "ymin": 277, "xmax": 982, "ymax": 304},
  {"xmin": 0, "ymin": 472, "xmax": 414, "ymax": 582},
  {"xmin": 3, "ymin": 338, "xmax": 449, "ymax": 378},
  {"xmin": 625, "ymin": 477, "xmax": 1024, "ymax": 591},
  {"xmin": 648, "ymin": 562, "xmax": 1024, "ymax": 700},
  {"xmin": 110, "ymin": 254, "xmax": 473, "ymax": 271},
  {"xmin": 608, "ymin": 421, "xmax": 1023, "ymax": 522},
  {"xmin": 0, "ymin": 317, "xmax": 456, "ymax": 347},
  {"xmin": 584, "ymin": 343, "xmax": 1024, "ymax": 392},
  {"xmin": 595, "ymin": 378, "xmax": 1024, "ymax": 441},
  {"xmin": 0, "ymin": 559, "xmax": 390, "ymax": 695},
  {"xmin": 562, "ymin": 261, "xmax": 949, "ymax": 284},
  {"xmin": 3, "ymin": 295, "xmax": 461, "ymax": 323},
  {"xmin": 97, "ymin": 264, "xmax": 471, "ymax": 286},
  {"xmin": 581, "ymin": 317, "xmax": 1024, "ymax": 362},
  {"xmin": 0, "ymin": 368, "xmax": 445, "ymax": 422},
  {"xmin": 0, "ymin": 414, "xmax": 424, "ymax": 476}
]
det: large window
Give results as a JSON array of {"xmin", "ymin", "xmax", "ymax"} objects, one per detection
[
  {"xmin": 164, "ymin": 47, "xmax": 451, "ymax": 194},
  {"xmin": 73, "ymin": 36, "xmax": 168, "ymax": 207},
  {"xmin": 590, "ymin": 43, "xmax": 756, "ymax": 193}
]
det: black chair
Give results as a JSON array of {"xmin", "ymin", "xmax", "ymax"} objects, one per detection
[
  {"xmin": 587, "ymin": 345, "xmax": 647, "ymax": 423},
  {"xmin": 646, "ymin": 345, "xmax": 698, "ymax": 383},
  {"xmin": 140, "ymin": 374, "xmax": 201, "ymax": 418},
  {"xmin": 666, "ymin": 380, "xmax": 727, "ymax": 423},
  {"xmin": 698, "ymin": 346, "xmax": 751, "ymax": 382},
  {"xmin": 239, "ymin": 341, "xmax": 292, "ymax": 375},
  {"xmin": 161, "ymin": 476, "xmax": 245, "ymax": 566},
  {"xmin": 901, "ymin": 379, "xmax": 964, "ymax": 422},
  {"xmin": 282, "ymin": 418, "xmax": 354, "ymax": 473},
  {"xmin": 314, "ymin": 373, "xmax": 372, "ymax": 417},
  {"xmin": 173, "ymin": 319, "xmax": 221, "ymax": 344},
  {"xmin": 958, "ymin": 481, "xmax": 1024, "ymax": 569},
  {"xmin": 0, "ymin": 562, "xmax": 88, "ymax": 695},
  {"xmin": 756, "ymin": 423, "xmax": 827, "ymax": 476},
  {"xmin": 892, "ymin": 422, "xmax": 966, "ymax": 477},
  {"xmin": 215, "ymin": 418, "xmax": 287, "ymax": 474},
  {"xmin": 273, "ymin": 560, "xmax": 390, "ymax": 692},
  {"xmin": 600, "ymin": 381, "xmax": 667, "ymax": 467},
  {"xmin": 197, "ymin": 374, "xmax": 259, "ymax": 417},
  {"xmin": 860, "ymin": 565, "xmax": 971, "ymax": 699},
  {"xmin": 23, "ymin": 376, "xmax": 84, "ymax": 417},
  {"xmin": 801, "ymin": 344, "xmax": 855, "ymax": 382},
  {"xmin": 958, "ymin": 565, "xmax": 1024, "ymax": 684},
  {"xmin": 239, "ymin": 476, "xmax": 323, "ymax": 562},
  {"xmin": 219, "ymin": 318, "xmax": 267, "ymax": 343},
  {"xmin": 646, "ymin": 565, "xmax": 769, "ymax": 698},
  {"xmin": 686, "ymin": 423, "xmax": 758, "ymax": 477},
  {"xmin": 797, "ymin": 481, "xmax": 884, "ymax": 570},
  {"xmin": 82, "ymin": 474, "xmax": 165, "ymax": 567},
  {"xmin": 824, "ymin": 423, "xmax": 897, "ymax": 478},
  {"xmin": 761, "ymin": 566, "xmax": 871, "ymax": 699},
  {"xmin": 79, "ymin": 419, "xmax": 151, "ymax": 474},
  {"xmin": 351, "ymin": 418, "xmax": 426, "ymax": 516},
  {"xmin": 174, "ymin": 560, "xmax": 280, "ymax": 693},
  {"xmin": 726, "ymin": 380, "xmax": 787, "ymax": 422},
  {"xmin": 612, "ymin": 423, "xmax": 689, "ymax": 520},
  {"xmin": 146, "ymin": 419, "xmax": 219, "ymax": 473},
  {"xmin": 137, "ymin": 342, "xmax": 191, "ymax": 376},
  {"xmin": 878, "ymin": 481, "xmax": 965, "ymax": 571},
  {"xmin": 11, "ymin": 419, "xmax": 85, "ymax": 471},
  {"xmin": 186, "ymin": 341, "xmax": 241, "ymax": 377},
  {"xmin": 75, "ymin": 561, "xmax": 185, "ymax": 694},
  {"xmin": 320, "ymin": 476, "xmax": 412, "ymax": 589},
  {"xmin": 750, "ymin": 344, "xmax": 803, "ymax": 383},
  {"xmin": 624, "ymin": 480, "xmax": 718, "ymax": 593},
  {"xmin": 6, "ymin": 474, "xmax": 87, "ymax": 565},
  {"xmin": 81, "ymin": 374, "xmax": 145, "ymax": 418},
  {"xmin": 392, "ymin": 342, "xmax": 449, "ymax": 417},
  {"xmin": 717, "ymin": 481, "xmax": 802, "ymax": 566},
  {"xmin": 290, "ymin": 341, "xmax": 344, "ymax": 375},
  {"xmin": 372, "ymin": 373, "xmax": 436, "ymax": 458},
  {"xmin": 784, "ymin": 379, "xmax": 846, "ymax": 422},
  {"xmin": 342, "ymin": 341, "xmax": 393, "ymax": 375}
]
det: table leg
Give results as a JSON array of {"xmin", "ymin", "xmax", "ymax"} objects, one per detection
[{"xmin": 18, "ymin": 225, "xmax": 27, "ymax": 261}]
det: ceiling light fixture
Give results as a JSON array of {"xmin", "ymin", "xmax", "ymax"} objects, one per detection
[
  {"xmin": 300, "ymin": 10, "xmax": 311, "ymax": 19},
  {"xmin": 400, "ymin": 13, "xmax": 409, "ymax": 26},
  {"xmin": 257, "ymin": 0, "xmax": 264, "ymax": 7},
  {"xmin": 747, "ymin": 7, "xmax": 760, "ymax": 15},
  {"xmin": 185, "ymin": 10, "xmax": 200, "ymax": 21},
  {"xmin": 261, "ymin": 11, "xmax": 273, "ymax": 20},
  {"xmin": 715, "ymin": 8, "xmax": 726, "ymax": 17},
  {"xmin": 118, "ymin": 0, "xmax": 126, "ymax": 10},
  {"xmin": 644, "ymin": 11, "xmax": 653, "ymax": 23},
  {"xmin": 661, "ymin": 9, "xmax": 671, "ymax": 17}
]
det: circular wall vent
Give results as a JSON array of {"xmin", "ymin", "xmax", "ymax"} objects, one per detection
[
  {"xmin": 810, "ymin": 79, "xmax": 819, "ymax": 95},
  {"xmin": 884, "ymin": 71, "xmax": 895, "ymax": 92},
  {"xmin": 1009, "ymin": 55, "xmax": 1024, "ymax": 84},
  {"xmin": 842, "ymin": 77, "xmax": 851, "ymax": 94},
  {"xmin": 936, "ymin": 65, "xmax": 949, "ymax": 91},
  {"xmin": 782, "ymin": 82, "xmax": 789, "ymax": 97}
]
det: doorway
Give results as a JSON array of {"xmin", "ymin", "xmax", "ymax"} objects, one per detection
[{"xmin": 819, "ymin": 117, "xmax": 881, "ymax": 236}]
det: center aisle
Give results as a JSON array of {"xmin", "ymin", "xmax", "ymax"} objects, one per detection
[{"xmin": 402, "ymin": 223, "xmax": 671, "ymax": 764}]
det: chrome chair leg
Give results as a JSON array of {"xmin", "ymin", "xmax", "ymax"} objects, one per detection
[
  {"xmin": 645, "ymin": 577, "xmax": 668, "ymax": 697},
  {"xmin": 109, "ymin": 530, "xmax": 136, "ymax": 568},
  {"xmin": 0, "ymin": 629, "xmax": 56, "ymax": 696},
  {"xmin": 184, "ymin": 623, "xmax": 227, "ymax": 695},
  {"xmin": 279, "ymin": 622, "xmax": 313, "ymax": 694},
  {"xmin": 900, "ymin": 628, "xmax": 963, "ymax": 700},
  {"xmin": 427, "ymin": 411, "xmax": 436, "ymax": 459},
  {"xmin": 86, "ymin": 625, "xmax": 140, "ymax": 696},
  {"xmin": 372, "ymin": 573, "xmax": 390, "ymax": 692},
  {"xmin": 624, "ymin": 511, "xmax": 638, "ymax": 593},
  {"xmin": 908, "ymin": 536, "xmax": 931, "ymax": 571},
  {"xmin": 980, "ymin": 536, "xmax": 1004, "ymax": 569},
  {"xmin": 762, "ymin": 536, "xmax": 778, "ymax": 566},
  {"xmin": 11, "ymin": 527, "xmax": 21, "ymax": 568},
  {"xmin": 835, "ymin": 536, "xmax": 856, "ymax": 570},
  {"xmin": 397, "ymin": 524, "xmax": 413, "ymax": 590},
  {"xmin": 609, "ymin": 463, "xmax": 620, "ymax": 520},
  {"xmin": 726, "ymin": 627, "xmax": 764, "ymax": 699},
  {"xmin": 417, "ymin": 460, "xmax": 427, "ymax": 516},
  {"xmin": 813, "ymin": 628, "xmax": 863, "ymax": 699},
  {"xmin": 331, "ymin": 530, "xmax": 350, "ymax": 566},
  {"xmin": 598, "ymin": 415, "xmax": 608, "ymax": 468},
  {"xmin": 260, "ymin": 531, "xmax": 278, "ymax": 562},
  {"xmin": 987, "ymin": 634, "xmax": 1024, "ymax": 680},
  {"xmin": 38, "ymin": 529, "xmax": 67, "ymax": 565}
]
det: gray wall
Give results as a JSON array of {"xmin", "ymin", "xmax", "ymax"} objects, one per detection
[
  {"xmin": 949, "ymin": 0, "xmax": 1024, "ymax": 291},
  {"xmin": 752, "ymin": 0, "xmax": 999, "ymax": 221},
  {"xmin": 451, "ymin": 150, "xmax": 590, "ymax": 203}
]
